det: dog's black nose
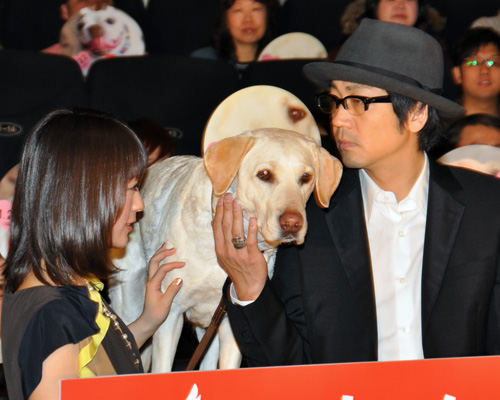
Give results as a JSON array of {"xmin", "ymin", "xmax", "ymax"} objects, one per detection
[
  {"xmin": 89, "ymin": 24, "xmax": 105, "ymax": 38},
  {"xmin": 280, "ymin": 211, "xmax": 303, "ymax": 233}
]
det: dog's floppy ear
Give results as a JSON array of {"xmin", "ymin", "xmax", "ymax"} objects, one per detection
[
  {"xmin": 313, "ymin": 146, "xmax": 343, "ymax": 208},
  {"xmin": 204, "ymin": 135, "xmax": 257, "ymax": 196}
]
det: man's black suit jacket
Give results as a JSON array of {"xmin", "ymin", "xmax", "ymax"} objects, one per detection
[{"xmin": 224, "ymin": 159, "xmax": 500, "ymax": 366}]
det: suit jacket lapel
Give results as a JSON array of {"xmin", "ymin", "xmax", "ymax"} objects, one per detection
[
  {"xmin": 325, "ymin": 170, "xmax": 378, "ymax": 348},
  {"xmin": 422, "ymin": 161, "xmax": 465, "ymax": 332},
  {"xmin": 323, "ymin": 163, "xmax": 466, "ymax": 349}
]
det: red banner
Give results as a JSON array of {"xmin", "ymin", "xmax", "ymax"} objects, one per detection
[{"xmin": 61, "ymin": 356, "xmax": 500, "ymax": 399}]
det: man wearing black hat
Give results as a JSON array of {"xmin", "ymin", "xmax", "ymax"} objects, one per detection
[{"xmin": 212, "ymin": 19, "xmax": 500, "ymax": 365}]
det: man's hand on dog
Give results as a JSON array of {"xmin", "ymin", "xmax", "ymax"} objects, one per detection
[{"xmin": 212, "ymin": 193, "xmax": 268, "ymax": 301}]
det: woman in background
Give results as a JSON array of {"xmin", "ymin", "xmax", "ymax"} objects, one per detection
[
  {"xmin": 329, "ymin": 0, "xmax": 457, "ymax": 98},
  {"xmin": 329, "ymin": 0, "xmax": 446, "ymax": 61},
  {"xmin": 128, "ymin": 118, "xmax": 177, "ymax": 167},
  {"xmin": 340, "ymin": 0, "xmax": 445, "ymax": 36},
  {"xmin": 192, "ymin": 0, "xmax": 280, "ymax": 70},
  {"xmin": 1, "ymin": 108, "xmax": 185, "ymax": 399}
]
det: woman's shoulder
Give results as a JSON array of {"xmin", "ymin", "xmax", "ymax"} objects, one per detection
[
  {"xmin": 2, "ymin": 285, "xmax": 99, "ymax": 399},
  {"xmin": 27, "ymin": 285, "xmax": 98, "ymax": 329},
  {"xmin": 3, "ymin": 285, "xmax": 64, "ymax": 319},
  {"xmin": 19, "ymin": 287, "xmax": 99, "ymax": 364},
  {"xmin": 5, "ymin": 284, "xmax": 93, "ymax": 314},
  {"xmin": 4, "ymin": 285, "xmax": 98, "ymax": 345}
]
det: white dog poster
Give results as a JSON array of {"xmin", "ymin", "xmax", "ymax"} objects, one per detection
[{"xmin": 58, "ymin": 6, "xmax": 145, "ymax": 76}]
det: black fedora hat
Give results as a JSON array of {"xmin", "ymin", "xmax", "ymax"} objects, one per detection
[{"xmin": 304, "ymin": 19, "xmax": 464, "ymax": 118}]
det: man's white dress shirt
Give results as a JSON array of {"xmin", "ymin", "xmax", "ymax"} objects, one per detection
[{"xmin": 360, "ymin": 155, "xmax": 429, "ymax": 361}]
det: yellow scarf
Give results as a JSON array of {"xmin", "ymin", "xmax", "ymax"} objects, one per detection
[{"xmin": 79, "ymin": 277, "xmax": 110, "ymax": 377}]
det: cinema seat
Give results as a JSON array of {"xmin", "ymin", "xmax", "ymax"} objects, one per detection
[
  {"xmin": 87, "ymin": 55, "xmax": 241, "ymax": 156},
  {"xmin": 0, "ymin": 50, "xmax": 88, "ymax": 178}
]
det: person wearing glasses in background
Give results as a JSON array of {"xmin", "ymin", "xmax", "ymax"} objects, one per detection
[
  {"xmin": 212, "ymin": 19, "xmax": 500, "ymax": 366},
  {"xmin": 451, "ymin": 27, "xmax": 500, "ymax": 118}
]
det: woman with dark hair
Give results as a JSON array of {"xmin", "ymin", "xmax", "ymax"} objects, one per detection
[
  {"xmin": 330, "ymin": 0, "xmax": 446, "ymax": 62},
  {"xmin": 1, "ymin": 108, "xmax": 185, "ymax": 400},
  {"xmin": 329, "ymin": 0, "xmax": 457, "ymax": 98},
  {"xmin": 340, "ymin": 0, "xmax": 445, "ymax": 37},
  {"xmin": 191, "ymin": 0, "xmax": 280, "ymax": 70},
  {"xmin": 365, "ymin": 0, "xmax": 430, "ymax": 29}
]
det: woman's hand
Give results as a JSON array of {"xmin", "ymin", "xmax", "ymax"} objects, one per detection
[
  {"xmin": 128, "ymin": 244, "xmax": 185, "ymax": 348},
  {"xmin": 212, "ymin": 193, "xmax": 268, "ymax": 301}
]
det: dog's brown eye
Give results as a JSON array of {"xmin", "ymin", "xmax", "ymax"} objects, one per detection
[
  {"xmin": 77, "ymin": 22, "xmax": 85, "ymax": 31},
  {"xmin": 288, "ymin": 107, "xmax": 306, "ymax": 123},
  {"xmin": 106, "ymin": 18, "xmax": 115, "ymax": 24},
  {"xmin": 300, "ymin": 173, "xmax": 312, "ymax": 184},
  {"xmin": 257, "ymin": 170, "xmax": 273, "ymax": 182}
]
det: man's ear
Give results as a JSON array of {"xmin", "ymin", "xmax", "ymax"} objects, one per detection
[
  {"xmin": 60, "ymin": 4, "xmax": 70, "ymax": 20},
  {"xmin": 451, "ymin": 66, "xmax": 463, "ymax": 85},
  {"xmin": 407, "ymin": 103, "xmax": 428, "ymax": 134}
]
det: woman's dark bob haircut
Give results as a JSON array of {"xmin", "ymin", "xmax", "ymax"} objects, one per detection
[
  {"xmin": 4, "ymin": 108, "xmax": 147, "ymax": 292},
  {"xmin": 212, "ymin": 0, "xmax": 280, "ymax": 61}
]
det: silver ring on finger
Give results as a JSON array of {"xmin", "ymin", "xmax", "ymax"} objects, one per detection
[{"xmin": 231, "ymin": 236, "xmax": 247, "ymax": 249}]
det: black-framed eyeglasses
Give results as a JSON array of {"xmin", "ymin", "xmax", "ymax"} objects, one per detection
[
  {"xmin": 463, "ymin": 55, "xmax": 500, "ymax": 68},
  {"xmin": 316, "ymin": 93, "xmax": 392, "ymax": 116}
]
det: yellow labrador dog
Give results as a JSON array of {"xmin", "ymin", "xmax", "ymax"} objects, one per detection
[{"xmin": 110, "ymin": 128, "xmax": 342, "ymax": 372}]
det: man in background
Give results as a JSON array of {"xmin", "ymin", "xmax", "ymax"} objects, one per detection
[{"xmin": 451, "ymin": 27, "xmax": 500, "ymax": 117}]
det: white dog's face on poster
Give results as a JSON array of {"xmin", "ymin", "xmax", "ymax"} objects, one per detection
[
  {"xmin": 60, "ymin": 6, "xmax": 145, "ymax": 57},
  {"xmin": 202, "ymin": 85, "xmax": 322, "ymax": 153}
]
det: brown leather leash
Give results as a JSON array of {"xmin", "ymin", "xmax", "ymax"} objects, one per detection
[{"xmin": 186, "ymin": 295, "xmax": 227, "ymax": 370}]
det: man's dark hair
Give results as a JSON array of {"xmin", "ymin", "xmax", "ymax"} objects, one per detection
[
  {"xmin": 128, "ymin": 118, "xmax": 177, "ymax": 165},
  {"xmin": 445, "ymin": 113, "xmax": 500, "ymax": 150},
  {"xmin": 389, "ymin": 92, "xmax": 443, "ymax": 152},
  {"xmin": 452, "ymin": 27, "xmax": 500, "ymax": 66}
]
